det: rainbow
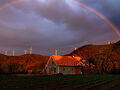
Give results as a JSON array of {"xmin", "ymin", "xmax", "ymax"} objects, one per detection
[
  {"xmin": 0, "ymin": 0, "xmax": 120, "ymax": 37},
  {"xmin": 0, "ymin": 0, "xmax": 23, "ymax": 10},
  {"xmin": 70, "ymin": 0, "xmax": 120, "ymax": 37}
]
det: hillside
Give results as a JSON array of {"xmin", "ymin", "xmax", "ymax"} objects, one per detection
[
  {"xmin": 0, "ymin": 54, "xmax": 49, "ymax": 73},
  {"xmin": 68, "ymin": 40, "xmax": 120, "ymax": 74}
]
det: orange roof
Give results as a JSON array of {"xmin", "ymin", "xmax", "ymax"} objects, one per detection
[{"xmin": 51, "ymin": 55, "xmax": 82, "ymax": 66}]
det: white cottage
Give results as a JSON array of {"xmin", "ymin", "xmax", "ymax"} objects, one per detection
[{"xmin": 45, "ymin": 55, "xmax": 83, "ymax": 75}]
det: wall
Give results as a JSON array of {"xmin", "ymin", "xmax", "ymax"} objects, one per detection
[
  {"xmin": 46, "ymin": 58, "xmax": 57, "ymax": 74},
  {"xmin": 59, "ymin": 66, "xmax": 82, "ymax": 75}
]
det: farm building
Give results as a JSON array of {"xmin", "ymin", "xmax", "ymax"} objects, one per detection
[{"xmin": 45, "ymin": 55, "xmax": 86, "ymax": 75}]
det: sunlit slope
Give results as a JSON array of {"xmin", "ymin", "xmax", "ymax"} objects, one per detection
[{"xmin": 68, "ymin": 40, "xmax": 120, "ymax": 73}]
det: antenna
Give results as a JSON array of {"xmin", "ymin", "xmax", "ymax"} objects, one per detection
[
  {"xmin": 5, "ymin": 50, "xmax": 8, "ymax": 55},
  {"xmin": 55, "ymin": 49, "xmax": 58, "ymax": 55},
  {"xmin": 30, "ymin": 47, "xmax": 32, "ymax": 54},
  {"xmin": 13, "ymin": 49, "xmax": 15, "ymax": 56},
  {"xmin": 24, "ymin": 50, "xmax": 27, "ymax": 54}
]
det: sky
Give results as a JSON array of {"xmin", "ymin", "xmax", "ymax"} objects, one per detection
[{"xmin": 0, "ymin": 0, "xmax": 120, "ymax": 55}]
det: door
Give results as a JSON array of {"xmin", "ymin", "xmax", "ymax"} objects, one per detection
[{"xmin": 49, "ymin": 67, "xmax": 56, "ymax": 74}]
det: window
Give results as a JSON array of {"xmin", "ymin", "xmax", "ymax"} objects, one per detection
[
  {"xmin": 54, "ymin": 68, "xmax": 56, "ymax": 72},
  {"xmin": 72, "ymin": 68, "xmax": 74, "ymax": 71},
  {"xmin": 52, "ymin": 61, "xmax": 54, "ymax": 64},
  {"xmin": 63, "ymin": 67, "xmax": 65, "ymax": 71},
  {"xmin": 68, "ymin": 68, "xmax": 71, "ymax": 71}
]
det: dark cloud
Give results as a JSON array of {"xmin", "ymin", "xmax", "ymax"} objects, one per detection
[
  {"xmin": 78, "ymin": 0, "xmax": 120, "ymax": 29},
  {"xmin": 0, "ymin": 0, "xmax": 119, "ymax": 55}
]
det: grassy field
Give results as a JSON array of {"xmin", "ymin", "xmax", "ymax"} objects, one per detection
[{"xmin": 0, "ymin": 74, "xmax": 120, "ymax": 90}]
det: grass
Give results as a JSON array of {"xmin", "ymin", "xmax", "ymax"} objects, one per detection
[{"xmin": 0, "ymin": 74, "xmax": 120, "ymax": 90}]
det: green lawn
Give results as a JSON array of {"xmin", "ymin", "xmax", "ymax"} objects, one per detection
[{"xmin": 0, "ymin": 74, "xmax": 120, "ymax": 90}]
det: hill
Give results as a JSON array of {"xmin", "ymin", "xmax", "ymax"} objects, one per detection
[
  {"xmin": 68, "ymin": 40, "xmax": 120, "ymax": 74},
  {"xmin": 0, "ymin": 54, "xmax": 49, "ymax": 73}
]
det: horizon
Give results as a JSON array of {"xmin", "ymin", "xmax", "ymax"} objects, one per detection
[{"xmin": 0, "ymin": 40, "xmax": 119, "ymax": 56}]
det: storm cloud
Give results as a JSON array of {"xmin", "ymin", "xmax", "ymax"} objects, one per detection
[{"xmin": 0, "ymin": 0, "xmax": 119, "ymax": 55}]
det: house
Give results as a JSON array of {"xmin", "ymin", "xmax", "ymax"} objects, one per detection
[{"xmin": 45, "ymin": 55, "xmax": 84, "ymax": 75}]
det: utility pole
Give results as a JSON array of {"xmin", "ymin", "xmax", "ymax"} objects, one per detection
[
  {"xmin": 30, "ymin": 47, "xmax": 32, "ymax": 54},
  {"xmin": 5, "ymin": 50, "xmax": 8, "ymax": 55},
  {"xmin": 13, "ymin": 49, "xmax": 15, "ymax": 56},
  {"xmin": 24, "ymin": 50, "xmax": 27, "ymax": 54},
  {"xmin": 55, "ymin": 49, "xmax": 58, "ymax": 55}
]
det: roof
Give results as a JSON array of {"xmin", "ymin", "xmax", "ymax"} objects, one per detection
[{"xmin": 51, "ymin": 55, "xmax": 82, "ymax": 66}]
